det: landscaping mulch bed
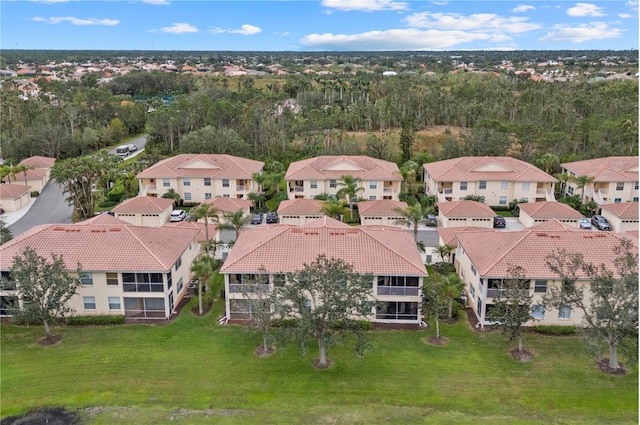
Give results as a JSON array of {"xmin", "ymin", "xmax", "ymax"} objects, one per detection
[
  {"xmin": 255, "ymin": 345, "xmax": 276, "ymax": 357},
  {"xmin": 425, "ymin": 336, "xmax": 449, "ymax": 346},
  {"xmin": 191, "ymin": 299, "xmax": 214, "ymax": 317},
  {"xmin": 3, "ymin": 407, "xmax": 79, "ymax": 425},
  {"xmin": 37, "ymin": 334, "xmax": 63, "ymax": 347},
  {"xmin": 312, "ymin": 358, "xmax": 334, "ymax": 369},
  {"xmin": 597, "ymin": 358, "xmax": 629, "ymax": 375},
  {"xmin": 509, "ymin": 348, "xmax": 534, "ymax": 362}
]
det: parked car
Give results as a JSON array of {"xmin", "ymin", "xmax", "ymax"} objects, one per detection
[
  {"xmin": 425, "ymin": 214, "xmax": 437, "ymax": 226},
  {"xmin": 170, "ymin": 209, "xmax": 187, "ymax": 222},
  {"xmin": 591, "ymin": 215, "xmax": 611, "ymax": 230},
  {"xmin": 251, "ymin": 213, "xmax": 263, "ymax": 225},
  {"xmin": 128, "ymin": 144, "xmax": 138, "ymax": 152},
  {"xmin": 493, "ymin": 216, "xmax": 506, "ymax": 228},
  {"xmin": 579, "ymin": 218, "xmax": 592, "ymax": 229},
  {"xmin": 266, "ymin": 212, "xmax": 278, "ymax": 224}
]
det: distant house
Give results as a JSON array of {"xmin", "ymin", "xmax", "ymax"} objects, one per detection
[
  {"xmin": 437, "ymin": 200, "xmax": 495, "ymax": 228},
  {"xmin": 423, "ymin": 156, "xmax": 556, "ymax": 206},
  {"xmin": 518, "ymin": 201, "xmax": 584, "ymax": 228},
  {"xmin": 599, "ymin": 202, "xmax": 639, "ymax": 233},
  {"xmin": 277, "ymin": 199, "xmax": 324, "ymax": 225},
  {"xmin": 136, "ymin": 154, "xmax": 264, "ymax": 203},
  {"xmin": 0, "ymin": 222, "xmax": 200, "ymax": 319},
  {"xmin": 0, "ymin": 184, "xmax": 32, "ymax": 212},
  {"xmin": 560, "ymin": 156, "xmax": 639, "ymax": 205},
  {"xmin": 199, "ymin": 197, "xmax": 253, "ymax": 224},
  {"xmin": 13, "ymin": 155, "xmax": 56, "ymax": 192},
  {"xmin": 220, "ymin": 216, "xmax": 427, "ymax": 325},
  {"xmin": 285, "ymin": 155, "xmax": 402, "ymax": 201},
  {"xmin": 357, "ymin": 199, "xmax": 408, "ymax": 227},
  {"xmin": 111, "ymin": 196, "xmax": 175, "ymax": 226}
]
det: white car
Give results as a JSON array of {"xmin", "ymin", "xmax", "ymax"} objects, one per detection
[
  {"xmin": 128, "ymin": 144, "xmax": 138, "ymax": 152},
  {"xmin": 170, "ymin": 209, "xmax": 187, "ymax": 222}
]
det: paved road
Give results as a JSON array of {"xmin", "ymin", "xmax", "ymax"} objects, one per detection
[
  {"xmin": 9, "ymin": 180, "xmax": 74, "ymax": 238},
  {"xmin": 108, "ymin": 135, "xmax": 148, "ymax": 157}
]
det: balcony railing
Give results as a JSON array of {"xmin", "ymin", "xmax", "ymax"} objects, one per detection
[
  {"xmin": 441, "ymin": 188, "xmax": 453, "ymax": 194},
  {"xmin": 377, "ymin": 286, "xmax": 420, "ymax": 297},
  {"xmin": 236, "ymin": 185, "xmax": 245, "ymax": 192},
  {"xmin": 228, "ymin": 284, "xmax": 269, "ymax": 294},
  {"xmin": 486, "ymin": 289, "xmax": 529, "ymax": 299},
  {"xmin": 383, "ymin": 187, "xmax": 393, "ymax": 193},
  {"xmin": 289, "ymin": 186, "xmax": 304, "ymax": 192}
]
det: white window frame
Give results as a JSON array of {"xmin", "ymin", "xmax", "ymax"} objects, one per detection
[
  {"xmin": 499, "ymin": 196, "xmax": 507, "ymax": 205},
  {"xmin": 108, "ymin": 296, "xmax": 121, "ymax": 310},
  {"xmin": 83, "ymin": 296, "xmax": 96, "ymax": 310},
  {"xmin": 183, "ymin": 177, "xmax": 191, "ymax": 187}
]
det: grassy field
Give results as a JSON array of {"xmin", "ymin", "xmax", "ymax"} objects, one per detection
[{"xmin": 1, "ymin": 300, "xmax": 637, "ymax": 424}]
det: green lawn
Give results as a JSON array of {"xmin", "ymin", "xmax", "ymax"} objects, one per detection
[{"xmin": 1, "ymin": 302, "xmax": 637, "ymax": 424}]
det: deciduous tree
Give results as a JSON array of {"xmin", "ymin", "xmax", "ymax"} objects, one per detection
[{"xmin": 491, "ymin": 265, "xmax": 533, "ymax": 354}]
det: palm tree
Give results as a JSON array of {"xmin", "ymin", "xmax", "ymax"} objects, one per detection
[
  {"xmin": 13, "ymin": 164, "xmax": 34, "ymax": 186},
  {"xmin": 189, "ymin": 203, "xmax": 221, "ymax": 257},
  {"xmin": 536, "ymin": 153, "xmax": 560, "ymax": 175},
  {"xmin": 572, "ymin": 175, "xmax": 595, "ymax": 204},
  {"xmin": 190, "ymin": 255, "xmax": 216, "ymax": 315},
  {"xmin": 218, "ymin": 208, "xmax": 252, "ymax": 240},
  {"xmin": 436, "ymin": 244, "xmax": 455, "ymax": 264},
  {"xmin": 161, "ymin": 188, "xmax": 182, "ymax": 208},
  {"xmin": 555, "ymin": 172, "xmax": 572, "ymax": 197},
  {"xmin": 393, "ymin": 203, "xmax": 429, "ymax": 241},
  {"xmin": 321, "ymin": 197, "xmax": 349, "ymax": 221},
  {"xmin": 336, "ymin": 174, "xmax": 364, "ymax": 220},
  {"xmin": 444, "ymin": 273, "xmax": 464, "ymax": 319}
]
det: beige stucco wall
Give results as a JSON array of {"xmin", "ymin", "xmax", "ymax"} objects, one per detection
[
  {"xmin": 0, "ymin": 192, "xmax": 31, "ymax": 212},
  {"xmin": 439, "ymin": 214, "xmax": 493, "ymax": 228},
  {"xmin": 287, "ymin": 179, "xmax": 401, "ymax": 201},
  {"xmin": 279, "ymin": 215, "xmax": 323, "ymax": 225},
  {"xmin": 138, "ymin": 177, "xmax": 258, "ymax": 202},
  {"xmin": 518, "ymin": 212, "xmax": 581, "ymax": 228},
  {"xmin": 360, "ymin": 216, "xmax": 405, "ymax": 227},
  {"xmin": 600, "ymin": 210, "xmax": 639, "ymax": 233}
]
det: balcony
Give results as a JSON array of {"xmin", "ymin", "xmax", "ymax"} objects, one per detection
[
  {"xmin": 377, "ymin": 286, "xmax": 420, "ymax": 297},
  {"xmin": 289, "ymin": 186, "xmax": 304, "ymax": 193},
  {"xmin": 236, "ymin": 185, "xmax": 245, "ymax": 192},
  {"xmin": 228, "ymin": 284, "xmax": 269, "ymax": 294}
]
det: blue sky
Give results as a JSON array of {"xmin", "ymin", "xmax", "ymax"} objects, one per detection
[{"xmin": 1, "ymin": 0, "xmax": 638, "ymax": 51}]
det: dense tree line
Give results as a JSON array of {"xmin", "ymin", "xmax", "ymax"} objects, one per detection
[{"xmin": 1, "ymin": 69, "xmax": 637, "ymax": 170}]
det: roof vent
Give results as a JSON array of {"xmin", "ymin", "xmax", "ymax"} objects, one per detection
[{"xmin": 109, "ymin": 228, "xmax": 121, "ymax": 232}]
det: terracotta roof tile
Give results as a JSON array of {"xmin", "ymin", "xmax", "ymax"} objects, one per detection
[
  {"xmin": 519, "ymin": 201, "xmax": 584, "ymax": 219},
  {"xmin": 561, "ymin": 156, "xmax": 638, "ymax": 182},
  {"xmin": 424, "ymin": 156, "xmax": 556, "ymax": 183},
  {"xmin": 437, "ymin": 200, "xmax": 495, "ymax": 217},
  {"xmin": 0, "ymin": 223, "xmax": 199, "ymax": 272},
  {"xmin": 165, "ymin": 221, "xmax": 219, "ymax": 243},
  {"xmin": 18, "ymin": 156, "xmax": 56, "ymax": 168},
  {"xmin": 136, "ymin": 154, "xmax": 264, "ymax": 180},
  {"xmin": 456, "ymin": 227, "xmax": 638, "ymax": 278},
  {"xmin": 357, "ymin": 200, "xmax": 408, "ymax": 216},
  {"xmin": 203, "ymin": 197, "xmax": 253, "ymax": 213},
  {"xmin": 277, "ymin": 199, "xmax": 324, "ymax": 215},
  {"xmin": 437, "ymin": 226, "xmax": 495, "ymax": 246},
  {"xmin": 220, "ymin": 222, "xmax": 426, "ymax": 276},
  {"xmin": 0, "ymin": 183, "xmax": 32, "ymax": 197},
  {"xmin": 112, "ymin": 196, "xmax": 174, "ymax": 213},
  {"xmin": 285, "ymin": 155, "xmax": 402, "ymax": 182},
  {"xmin": 601, "ymin": 202, "xmax": 639, "ymax": 219}
]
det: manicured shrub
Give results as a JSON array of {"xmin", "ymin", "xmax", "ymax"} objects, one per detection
[
  {"xmin": 67, "ymin": 315, "xmax": 125, "ymax": 326},
  {"xmin": 533, "ymin": 325, "xmax": 577, "ymax": 335},
  {"xmin": 98, "ymin": 200, "xmax": 118, "ymax": 208},
  {"xmin": 30, "ymin": 191, "xmax": 40, "ymax": 197}
]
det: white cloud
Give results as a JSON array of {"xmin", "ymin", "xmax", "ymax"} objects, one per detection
[
  {"xmin": 160, "ymin": 22, "xmax": 199, "ymax": 34},
  {"xmin": 300, "ymin": 28, "xmax": 491, "ymax": 50},
  {"xmin": 539, "ymin": 22, "xmax": 622, "ymax": 42},
  {"xmin": 142, "ymin": 0, "xmax": 170, "ymax": 5},
  {"xmin": 432, "ymin": 1, "xmax": 448, "ymax": 5},
  {"xmin": 619, "ymin": 13, "xmax": 632, "ymax": 18},
  {"xmin": 566, "ymin": 3, "xmax": 605, "ymax": 17},
  {"xmin": 321, "ymin": 0, "xmax": 409, "ymax": 12},
  {"xmin": 229, "ymin": 24, "xmax": 262, "ymax": 35},
  {"xmin": 512, "ymin": 4, "xmax": 535, "ymax": 13},
  {"xmin": 29, "ymin": 0, "xmax": 69, "ymax": 3},
  {"xmin": 31, "ymin": 16, "xmax": 119, "ymax": 25},
  {"xmin": 405, "ymin": 11, "xmax": 540, "ymax": 33},
  {"xmin": 627, "ymin": 1, "xmax": 638, "ymax": 10}
]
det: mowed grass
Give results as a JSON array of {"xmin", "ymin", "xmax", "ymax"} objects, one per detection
[{"xmin": 1, "ymin": 302, "xmax": 637, "ymax": 425}]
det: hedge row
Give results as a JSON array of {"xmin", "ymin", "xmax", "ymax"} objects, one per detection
[{"xmin": 66, "ymin": 315, "xmax": 125, "ymax": 326}]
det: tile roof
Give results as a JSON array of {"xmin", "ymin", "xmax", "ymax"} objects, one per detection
[
  {"xmin": 526, "ymin": 219, "xmax": 574, "ymax": 231},
  {"xmin": 81, "ymin": 213, "xmax": 129, "ymax": 225},
  {"xmin": 518, "ymin": 201, "xmax": 584, "ymax": 219},
  {"xmin": 0, "ymin": 223, "xmax": 199, "ymax": 272},
  {"xmin": 285, "ymin": 155, "xmax": 402, "ymax": 182},
  {"xmin": 600, "ymin": 202, "xmax": 639, "ymax": 219},
  {"xmin": 357, "ymin": 199, "xmax": 408, "ymax": 216},
  {"xmin": 0, "ymin": 183, "xmax": 32, "ymax": 197},
  {"xmin": 136, "ymin": 154, "xmax": 264, "ymax": 180},
  {"xmin": 277, "ymin": 198, "xmax": 324, "ymax": 215},
  {"xmin": 18, "ymin": 156, "xmax": 56, "ymax": 168},
  {"xmin": 203, "ymin": 197, "xmax": 253, "ymax": 213},
  {"xmin": 561, "ymin": 156, "xmax": 638, "ymax": 182},
  {"xmin": 437, "ymin": 200, "xmax": 495, "ymax": 217},
  {"xmin": 221, "ymin": 221, "xmax": 426, "ymax": 276},
  {"xmin": 423, "ymin": 156, "xmax": 557, "ymax": 183},
  {"xmin": 164, "ymin": 221, "xmax": 218, "ymax": 243},
  {"xmin": 112, "ymin": 196, "xmax": 174, "ymax": 213},
  {"xmin": 456, "ymin": 227, "xmax": 638, "ymax": 279},
  {"xmin": 437, "ymin": 226, "xmax": 494, "ymax": 246}
]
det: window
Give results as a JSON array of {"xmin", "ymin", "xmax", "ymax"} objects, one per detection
[
  {"xmin": 500, "ymin": 181, "xmax": 508, "ymax": 190},
  {"xmin": 310, "ymin": 180, "xmax": 318, "ymax": 189},
  {"xmin": 568, "ymin": 186, "xmax": 574, "ymax": 195},
  {"xmin": 80, "ymin": 272, "xmax": 93, "ymax": 286},
  {"xmin": 222, "ymin": 194, "xmax": 230, "ymax": 198},
  {"xmin": 329, "ymin": 180, "xmax": 337, "ymax": 188},
  {"xmin": 460, "ymin": 181, "xmax": 467, "ymax": 190},
  {"xmin": 615, "ymin": 198, "xmax": 622, "ymax": 203},
  {"xmin": 376, "ymin": 301, "xmax": 418, "ymax": 321},
  {"xmin": 532, "ymin": 305, "xmax": 545, "ymax": 320},
  {"xmin": 635, "ymin": 181, "xmax": 639, "ymax": 190},
  {"xmin": 558, "ymin": 305, "xmax": 571, "ymax": 319},
  {"xmin": 163, "ymin": 178, "xmax": 170, "ymax": 187},
  {"xmin": 204, "ymin": 193, "xmax": 212, "ymax": 200},
  {"xmin": 370, "ymin": 181, "xmax": 377, "ymax": 189},
  {"xmin": 616, "ymin": 182, "xmax": 624, "ymax": 191},
  {"xmin": 83, "ymin": 296, "xmax": 96, "ymax": 310},
  {"xmin": 122, "ymin": 273, "xmax": 165, "ymax": 293},
  {"xmin": 184, "ymin": 192, "xmax": 192, "ymax": 201},
  {"xmin": 273, "ymin": 274, "xmax": 286, "ymax": 287},
  {"xmin": 204, "ymin": 178, "xmax": 212, "ymax": 186},
  {"xmin": 471, "ymin": 265, "xmax": 476, "ymax": 276},
  {"xmin": 108, "ymin": 297, "xmax": 121, "ymax": 310},
  {"xmin": 369, "ymin": 196, "xmax": 376, "ymax": 200},
  {"xmin": 634, "ymin": 197, "xmax": 639, "ymax": 202},
  {"xmin": 499, "ymin": 196, "xmax": 507, "ymax": 205},
  {"xmin": 522, "ymin": 182, "xmax": 530, "ymax": 191},
  {"xmin": 534, "ymin": 280, "xmax": 547, "ymax": 293},
  {"xmin": 479, "ymin": 181, "xmax": 487, "ymax": 190},
  {"xmin": 174, "ymin": 257, "xmax": 182, "ymax": 271},
  {"xmin": 106, "ymin": 272, "xmax": 118, "ymax": 286},
  {"xmin": 183, "ymin": 178, "xmax": 190, "ymax": 187},
  {"xmin": 222, "ymin": 179, "xmax": 230, "ymax": 188}
]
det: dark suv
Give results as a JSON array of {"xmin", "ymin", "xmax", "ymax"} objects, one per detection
[
  {"xmin": 266, "ymin": 212, "xmax": 278, "ymax": 224},
  {"xmin": 591, "ymin": 215, "xmax": 611, "ymax": 230},
  {"xmin": 493, "ymin": 216, "xmax": 506, "ymax": 228}
]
